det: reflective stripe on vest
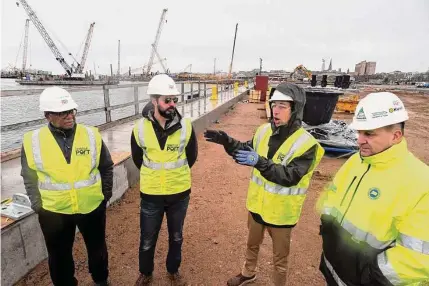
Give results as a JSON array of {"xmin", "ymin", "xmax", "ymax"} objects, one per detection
[
  {"xmin": 323, "ymin": 207, "xmax": 394, "ymax": 250},
  {"xmin": 323, "ymin": 255, "xmax": 347, "ymax": 286},
  {"xmin": 31, "ymin": 126, "xmax": 99, "ymax": 190},
  {"xmin": 138, "ymin": 118, "xmax": 188, "ymax": 170},
  {"xmin": 377, "ymin": 251, "xmax": 401, "ymax": 285},
  {"xmin": 251, "ymin": 129, "xmax": 312, "ymax": 196},
  {"xmin": 397, "ymin": 233, "xmax": 429, "ymax": 255}
]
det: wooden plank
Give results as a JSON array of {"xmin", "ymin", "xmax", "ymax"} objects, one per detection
[
  {"xmin": 111, "ymin": 151, "xmax": 131, "ymax": 166},
  {"xmin": 1, "ymin": 216, "xmax": 15, "ymax": 230}
]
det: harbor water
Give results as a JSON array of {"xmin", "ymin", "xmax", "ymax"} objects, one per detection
[{"xmin": 1, "ymin": 78, "xmax": 207, "ymax": 152}]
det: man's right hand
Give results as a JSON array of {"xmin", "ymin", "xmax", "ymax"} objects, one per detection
[{"xmin": 203, "ymin": 129, "xmax": 229, "ymax": 146}]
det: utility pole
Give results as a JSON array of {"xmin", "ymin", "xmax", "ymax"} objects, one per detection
[
  {"xmin": 213, "ymin": 58, "xmax": 216, "ymax": 75},
  {"xmin": 110, "ymin": 64, "xmax": 113, "ymax": 76},
  {"xmin": 259, "ymin": 58, "xmax": 263, "ymax": 75},
  {"xmin": 117, "ymin": 40, "xmax": 121, "ymax": 76},
  {"xmin": 93, "ymin": 62, "xmax": 97, "ymax": 76},
  {"xmin": 22, "ymin": 19, "xmax": 30, "ymax": 73}
]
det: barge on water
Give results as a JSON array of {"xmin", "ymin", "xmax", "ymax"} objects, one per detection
[{"xmin": 16, "ymin": 78, "xmax": 119, "ymax": 86}]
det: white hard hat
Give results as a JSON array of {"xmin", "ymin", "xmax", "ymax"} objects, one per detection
[
  {"xmin": 269, "ymin": 90, "xmax": 294, "ymax": 102},
  {"xmin": 147, "ymin": 74, "xmax": 180, "ymax": 96},
  {"xmin": 349, "ymin": 92, "xmax": 408, "ymax": 130},
  {"xmin": 39, "ymin": 87, "xmax": 78, "ymax": 112}
]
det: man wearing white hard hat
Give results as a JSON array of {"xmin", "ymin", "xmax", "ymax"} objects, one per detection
[
  {"xmin": 20, "ymin": 87, "xmax": 114, "ymax": 285},
  {"xmin": 317, "ymin": 92, "xmax": 429, "ymax": 285},
  {"xmin": 204, "ymin": 83, "xmax": 324, "ymax": 286},
  {"xmin": 132, "ymin": 74, "xmax": 198, "ymax": 286}
]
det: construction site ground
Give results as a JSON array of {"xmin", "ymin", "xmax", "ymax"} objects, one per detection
[{"xmin": 16, "ymin": 92, "xmax": 429, "ymax": 286}]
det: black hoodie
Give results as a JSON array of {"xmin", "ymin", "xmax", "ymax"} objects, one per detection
[
  {"xmin": 130, "ymin": 102, "xmax": 198, "ymax": 202},
  {"xmin": 224, "ymin": 83, "xmax": 318, "ymax": 228}
]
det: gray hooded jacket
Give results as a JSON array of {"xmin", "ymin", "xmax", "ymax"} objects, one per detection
[{"xmin": 225, "ymin": 83, "xmax": 319, "ymax": 227}]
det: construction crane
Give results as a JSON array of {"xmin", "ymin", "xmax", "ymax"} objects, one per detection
[
  {"xmin": 16, "ymin": 0, "xmax": 74, "ymax": 76},
  {"xmin": 146, "ymin": 8, "xmax": 168, "ymax": 75},
  {"xmin": 122, "ymin": 57, "xmax": 167, "ymax": 76},
  {"xmin": 74, "ymin": 22, "xmax": 95, "ymax": 74},
  {"xmin": 228, "ymin": 23, "xmax": 238, "ymax": 79},
  {"xmin": 22, "ymin": 19, "xmax": 30, "ymax": 73}
]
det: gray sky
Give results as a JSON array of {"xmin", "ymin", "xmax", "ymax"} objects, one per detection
[{"xmin": 1, "ymin": 0, "xmax": 429, "ymax": 75}]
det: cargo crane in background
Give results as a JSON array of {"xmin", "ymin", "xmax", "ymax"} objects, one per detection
[
  {"xmin": 146, "ymin": 8, "xmax": 168, "ymax": 75},
  {"xmin": 122, "ymin": 57, "xmax": 167, "ymax": 76},
  {"xmin": 16, "ymin": 0, "xmax": 74, "ymax": 76},
  {"xmin": 228, "ymin": 23, "xmax": 238, "ymax": 79},
  {"xmin": 22, "ymin": 19, "xmax": 30, "ymax": 73},
  {"xmin": 73, "ymin": 22, "xmax": 95, "ymax": 74}
]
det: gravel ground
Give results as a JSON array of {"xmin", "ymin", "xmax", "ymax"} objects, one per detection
[{"xmin": 16, "ymin": 93, "xmax": 429, "ymax": 285}]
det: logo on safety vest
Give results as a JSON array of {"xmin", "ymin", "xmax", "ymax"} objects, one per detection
[
  {"xmin": 166, "ymin": 144, "xmax": 179, "ymax": 152},
  {"xmin": 277, "ymin": 153, "xmax": 285, "ymax": 161},
  {"xmin": 368, "ymin": 188, "xmax": 380, "ymax": 200},
  {"xmin": 356, "ymin": 107, "xmax": 366, "ymax": 120},
  {"xmin": 76, "ymin": 147, "xmax": 90, "ymax": 156}
]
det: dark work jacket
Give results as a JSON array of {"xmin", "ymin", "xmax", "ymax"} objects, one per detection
[
  {"xmin": 20, "ymin": 123, "xmax": 114, "ymax": 213},
  {"xmin": 224, "ymin": 83, "xmax": 318, "ymax": 228},
  {"xmin": 130, "ymin": 103, "xmax": 198, "ymax": 202}
]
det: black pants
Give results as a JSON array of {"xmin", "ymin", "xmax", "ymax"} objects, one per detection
[
  {"xmin": 139, "ymin": 194, "xmax": 190, "ymax": 276},
  {"xmin": 38, "ymin": 202, "xmax": 109, "ymax": 286}
]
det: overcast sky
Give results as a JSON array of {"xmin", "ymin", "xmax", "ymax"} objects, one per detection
[{"xmin": 1, "ymin": 0, "xmax": 429, "ymax": 75}]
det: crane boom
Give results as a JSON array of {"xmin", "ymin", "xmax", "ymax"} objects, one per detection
[
  {"xmin": 75, "ymin": 22, "xmax": 95, "ymax": 74},
  {"xmin": 228, "ymin": 23, "xmax": 238, "ymax": 78},
  {"xmin": 22, "ymin": 19, "xmax": 30, "ymax": 73},
  {"xmin": 153, "ymin": 46, "xmax": 167, "ymax": 73},
  {"xmin": 17, "ymin": 0, "xmax": 73, "ymax": 75},
  {"xmin": 147, "ymin": 8, "xmax": 167, "ymax": 75}
]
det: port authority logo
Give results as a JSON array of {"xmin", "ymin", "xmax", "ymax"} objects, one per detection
[
  {"xmin": 356, "ymin": 107, "xmax": 366, "ymax": 120},
  {"xmin": 277, "ymin": 153, "xmax": 286, "ymax": 161},
  {"xmin": 61, "ymin": 99, "xmax": 68, "ymax": 105},
  {"xmin": 368, "ymin": 188, "xmax": 381, "ymax": 200},
  {"xmin": 76, "ymin": 147, "xmax": 90, "ymax": 156},
  {"xmin": 166, "ymin": 144, "xmax": 179, "ymax": 152},
  {"xmin": 389, "ymin": 106, "xmax": 403, "ymax": 113}
]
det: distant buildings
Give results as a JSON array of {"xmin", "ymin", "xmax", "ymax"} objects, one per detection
[{"xmin": 355, "ymin": 61, "xmax": 377, "ymax": 76}]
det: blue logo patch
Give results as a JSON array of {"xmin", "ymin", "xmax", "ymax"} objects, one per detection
[{"xmin": 368, "ymin": 188, "xmax": 381, "ymax": 200}]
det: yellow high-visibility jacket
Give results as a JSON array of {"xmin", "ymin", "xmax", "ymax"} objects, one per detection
[
  {"xmin": 317, "ymin": 139, "xmax": 429, "ymax": 285},
  {"xmin": 23, "ymin": 124, "xmax": 104, "ymax": 214}
]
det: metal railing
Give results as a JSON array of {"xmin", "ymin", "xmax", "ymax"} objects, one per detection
[{"xmin": 1, "ymin": 80, "xmax": 252, "ymax": 133}]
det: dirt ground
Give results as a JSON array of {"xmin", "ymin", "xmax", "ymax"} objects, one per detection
[{"xmin": 16, "ymin": 93, "xmax": 429, "ymax": 286}]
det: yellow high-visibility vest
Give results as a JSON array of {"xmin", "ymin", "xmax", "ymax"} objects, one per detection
[
  {"xmin": 23, "ymin": 124, "xmax": 104, "ymax": 214},
  {"xmin": 247, "ymin": 124, "xmax": 324, "ymax": 225},
  {"xmin": 133, "ymin": 118, "xmax": 192, "ymax": 195},
  {"xmin": 318, "ymin": 139, "xmax": 429, "ymax": 285}
]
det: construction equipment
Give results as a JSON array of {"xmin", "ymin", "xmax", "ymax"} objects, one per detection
[
  {"xmin": 147, "ymin": 9, "xmax": 168, "ymax": 75},
  {"xmin": 74, "ymin": 22, "xmax": 95, "ymax": 74},
  {"xmin": 16, "ymin": 0, "xmax": 74, "ymax": 76},
  {"xmin": 290, "ymin": 65, "xmax": 312, "ymax": 80},
  {"xmin": 228, "ymin": 23, "xmax": 238, "ymax": 79},
  {"xmin": 335, "ymin": 95, "xmax": 360, "ymax": 113},
  {"xmin": 122, "ymin": 57, "xmax": 166, "ymax": 76},
  {"xmin": 22, "ymin": 19, "xmax": 29, "ymax": 73}
]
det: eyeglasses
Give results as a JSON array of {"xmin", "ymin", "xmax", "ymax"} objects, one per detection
[
  {"xmin": 164, "ymin": 97, "xmax": 178, "ymax": 104},
  {"xmin": 49, "ymin": 109, "xmax": 77, "ymax": 119}
]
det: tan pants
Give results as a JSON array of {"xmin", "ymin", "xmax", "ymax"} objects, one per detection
[{"xmin": 241, "ymin": 213, "xmax": 292, "ymax": 286}]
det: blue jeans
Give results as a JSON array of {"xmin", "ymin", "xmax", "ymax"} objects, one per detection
[{"xmin": 139, "ymin": 194, "xmax": 190, "ymax": 275}]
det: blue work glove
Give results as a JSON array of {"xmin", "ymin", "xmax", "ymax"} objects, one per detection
[{"xmin": 233, "ymin": 146, "xmax": 259, "ymax": 166}]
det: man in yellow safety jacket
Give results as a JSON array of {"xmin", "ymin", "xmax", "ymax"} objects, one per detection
[
  {"xmin": 132, "ymin": 74, "xmax": 198, "ymax": 286},
  {"xmin": 204, "ymin": 83, "xmax": 325, "ymax": 286},
  {"xmin": 317, "ymin": 92, "xmax": 429, "ymax": 285},
  {"xmin": 21, "ymin": 87, "xmax": 114, "ymax": 286}
]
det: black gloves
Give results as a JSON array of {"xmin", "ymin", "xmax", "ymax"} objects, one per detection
[{"xmin": 203, "ymin": 129, "xmax": 230, "ymax": 146}]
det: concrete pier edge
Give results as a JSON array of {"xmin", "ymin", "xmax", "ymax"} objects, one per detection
[{"xmin": 0, "ymin": 89, "xmax": 250, "ymax": 286}]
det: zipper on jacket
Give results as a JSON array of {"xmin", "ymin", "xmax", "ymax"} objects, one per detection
[
  {"xmin": 340, "ymin": 164, "xmax": 371, "ymax": 224},
  {"xmin": 340, "ymin": 176, "xmax": 357, "ymax": 206}
]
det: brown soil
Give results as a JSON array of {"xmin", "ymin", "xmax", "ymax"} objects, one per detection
[{"xmin": 16, "ymin": 93, "xmax": 429, "ymax": 286}]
